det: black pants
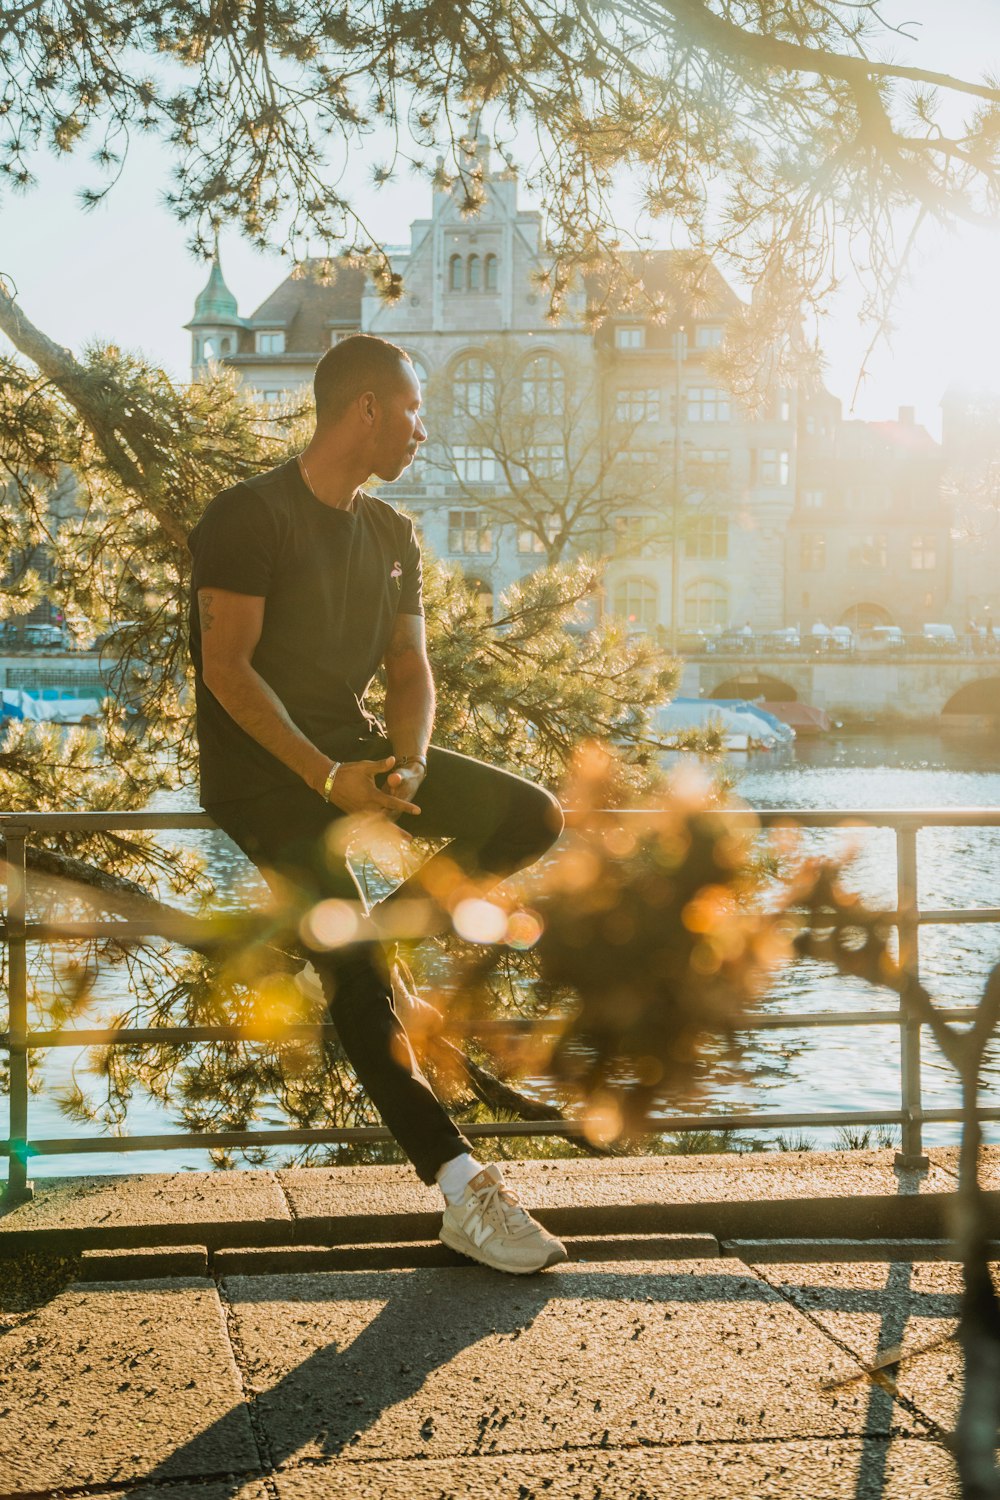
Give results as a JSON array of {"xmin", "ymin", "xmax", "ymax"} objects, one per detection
[{"xmin": 206, "ymin": 738, "xmax": 564, "ymax": 1184}]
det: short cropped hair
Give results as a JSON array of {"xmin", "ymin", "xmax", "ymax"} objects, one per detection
[{"xmin": 313, "ymin": 334, "xmax": 412, "ymax": 425}]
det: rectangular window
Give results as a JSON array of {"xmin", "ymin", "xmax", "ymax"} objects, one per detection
[
  {"xmin": 695, "ymin": 326, "xmax": 724, "ymax": 348},
  {"xmin": 448, "ymin": 509, "xmax": 493, "ymax": 555},
  {"xmin": 687, "ymin": 449, "xmax": 730, "ymax": 488},
  {"xmin": 614, "ymin": 515, "xmax": 662, "ymax": 558},
  {"xmin": 911, "ymin": 533, "xmax": 937, "ymax": 570},
  {"xmin": 517, "ymin": 515, "xmax": 560, "ymax": 554},
  {"xmin": 686, "ymin": 387, "xmax": 731, "ymax": 423},
  {"xmin": 523, "ymin": 444, "xmax": 565, "ymax": 479},
  {"xmin": 255, "ymin": 331, "xmax": 285, "ymax": 354},
  {"xmin": 615, "ymin": 327, "xmax": 645, "ymax": 349},
  {"xmin": 850, "ymin": 533, "xmax": 888, "ymax": 568},
  {"xmin": 452, "ymin": 446, "xmax": 498, "ymax": 483},
  {"xmin": 760, "ymin": 449, "xmax": 790, "ymax": 485},
  {"xmin": 801, "ymin": 489, "xmax": 824, "ymax": 509},
  {"xmin": 615, "ymin": 388, "xmax": 661, "ymax": 423},
  {"xmin": 685, "ymin": 512, "xmax": 729, "ymax": 560},
  {"xmin": 616, "ymin": 449, "xmax": 659, "ymax": 468},
  {"xmin": 800, "ymin": 533, "xmax": 826, "ymax": 571}
]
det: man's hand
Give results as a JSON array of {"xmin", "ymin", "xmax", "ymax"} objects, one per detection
[
  {"xmin": 385, "ymin": 760, "xmax": 426, "ymax": 817},
  {"xmin": 324, "ymin": 756, "xmax": 421, "ymax": 819}
]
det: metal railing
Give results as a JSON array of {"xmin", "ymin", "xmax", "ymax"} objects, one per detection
[
  {"xmin": 684, "ymin": 632, "xmax": 998, "ymax": 661},
  {"xmin": 3, "ymin": 808, "xmax": 1000, "ymax": 1202}
]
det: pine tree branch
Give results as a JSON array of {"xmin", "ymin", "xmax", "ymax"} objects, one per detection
[
  {"xmin": 0, "ymin": 280, "xmax": 189, "ymax": 549},
  {"xmin": 640, "ymin": 0, "xmax": 1000, "ymax": 105}
]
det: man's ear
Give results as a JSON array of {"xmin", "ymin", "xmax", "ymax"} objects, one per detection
[{"xmin": 359, "ymin": 390, "xmax": 379, "ymax": 425}]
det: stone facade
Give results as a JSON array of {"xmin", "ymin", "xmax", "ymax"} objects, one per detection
[{"xmin": 188, "ymin": 143, "xmax": 960, "ymax": 639}]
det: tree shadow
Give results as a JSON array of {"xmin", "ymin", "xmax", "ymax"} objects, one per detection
[{"xmin": 90, "ymin": 1261, "xmax": 960, "ymax": 1497}]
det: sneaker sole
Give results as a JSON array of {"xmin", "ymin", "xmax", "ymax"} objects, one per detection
[{"xmin": 439, "ymin": 1225, "xmax": 568, "ymax": 1275}]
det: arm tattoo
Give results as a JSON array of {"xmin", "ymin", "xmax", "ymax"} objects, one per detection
[{"xmin": 199, "ymin": 593, "xmax": 216, "ymax": 632}]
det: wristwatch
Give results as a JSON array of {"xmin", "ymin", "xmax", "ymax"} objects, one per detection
[{"xmin": 322, "ymin": 762, "xmax": 342, "ymax": 801}]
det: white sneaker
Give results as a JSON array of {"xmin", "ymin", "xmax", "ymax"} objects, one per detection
[{"xmin": 439, "ymin": 1164, "xmax": 568, "ymax": 1274}]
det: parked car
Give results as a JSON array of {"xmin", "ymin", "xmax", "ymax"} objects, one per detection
[
  {"xmin": 829, "ymin": 626, "xmax": 856, "ymax": 653},
  {"xmin": 921, "ymin": 622, "xmax": 958, "ymax": 650},
  {"xmin": 22, "ymin": 623, "xmax": 67, "ymax": 650},
  {"xmin": 857, "ymin": 625, "xmax": 905, "ymax": 654}
]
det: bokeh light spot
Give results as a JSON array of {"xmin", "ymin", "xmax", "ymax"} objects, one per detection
[
  {"xmin": 300, "ymin": 898, "xmax": 358, "ymax": 950},
  {"xmin": 453, "ymin": 898, "xmax": 508, "ymax": 944}
]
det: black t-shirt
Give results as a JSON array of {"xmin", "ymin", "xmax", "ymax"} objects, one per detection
[{"xmin": 188, "ymin": 458, "xmax": 422, "ymax": 804}]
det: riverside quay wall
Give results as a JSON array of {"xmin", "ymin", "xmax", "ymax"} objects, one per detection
[{"xmin": 680, "ymin": 654, "xmax": 1000, "ymax": 727}]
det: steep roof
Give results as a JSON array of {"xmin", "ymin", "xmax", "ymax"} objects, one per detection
[
  {"xmin": 588, "ymin": 249, "xmax": 742, "ymax": 320},
  {"xmin": 866, "ymin": 418, "xmax": 939, "ymax": 455},
  {"xmin": 246, "ymin": 260, "xmax": 365, "ymax": 353}
]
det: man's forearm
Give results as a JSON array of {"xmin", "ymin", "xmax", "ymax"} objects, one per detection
[
  {"xmin": 203, "ymin": 661, "xmax": 329, "ymax": 792},
  {"xmin": 385, "ymin": 660, "xmax": 435, "ymax": 762}
]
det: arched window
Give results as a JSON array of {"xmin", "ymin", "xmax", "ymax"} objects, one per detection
[
  {"xmin": 485, "ymin": 254, "xmax": 499, "ymax": 292},
  {"xmin": 683, "ymin": 579, "xmax": 728, "ymax": 629},
  {"xmin": 451, "ymin": 354, "xmax": 495, "ymax": 418},
  {"xmin": 449, "ymin": 255, "xmax": 464, "ymax": 291},
  {"xmin": 522, "ymin": 354, "xmax": 565, "ymax": 416},
  {"xmin": 219, "ymin": 336, "xmax": 232, "ymax": 355},
  {"xmin": 467, "ymin": 254, "xmax": 481, "ymax": 291},
  {"xmin": 613, "ymin": 577, "xmax": 659, "ymax": 633}
]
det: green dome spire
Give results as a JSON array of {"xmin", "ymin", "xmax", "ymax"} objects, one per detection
[{"xmin": 190, "ymin": 252, "xmax": 241, "ymax": 326}]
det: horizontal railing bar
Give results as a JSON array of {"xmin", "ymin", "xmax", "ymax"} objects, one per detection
[
  {"xmin": 0, "ymin": 812, "xmax": 216, "ymax": 831},
  {"xmin": 6, "ymin": 1106, "xmax": 1000, "ymax": 1158},
  {"xmin": 0, "ymin": 1007, "xmax": 983, "ymax": 1053},
  {"xmin": 916, "ymin": 908, "xmax": 1000, "ymax": 925},
  {"xmin": 1, "ymin": 907, "xmax": 997, "ymax": 950},
  {"xmin": 3, "ymin": 808, "xmax": 1000, "ymax": 833}
]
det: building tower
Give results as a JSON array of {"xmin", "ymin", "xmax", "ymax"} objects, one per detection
[{"xmin": 186, "ymin": 252, "xmax": 244, "ymax": 378}]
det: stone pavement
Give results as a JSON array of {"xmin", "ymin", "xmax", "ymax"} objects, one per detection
[{"xmin": 0, "ymin": 1149, "xmax": 988, "ymax": 1498}]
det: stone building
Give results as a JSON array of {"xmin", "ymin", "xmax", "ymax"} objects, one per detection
[
  {"xmin": 940, "ymin": 386, "xmax": 1000, "ymax": 630},
  {"xmin": 188, "ymin": 142, "xmax": 955, "ymax": 639},
  {"xmin": 785, "ymin": 398, "xmax": 950, "ymax": 634}
]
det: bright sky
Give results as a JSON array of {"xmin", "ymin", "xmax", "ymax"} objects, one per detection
[{"xmin": 3, "ymin": 0, "xmax": 999, "ymax": 440}]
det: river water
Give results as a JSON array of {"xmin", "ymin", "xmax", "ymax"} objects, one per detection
[{"xmin": 8, "ymin": 732, "xmax": 1000, "ymax": 1178}]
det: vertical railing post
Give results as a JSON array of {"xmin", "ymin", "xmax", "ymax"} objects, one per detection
[
  {"xmin": 895, "ymin": 820, "xmax": 929, "ymax": 1170},
  {"xmin": 4, "ymin": 824, "xmax": 33, "ymax": 1204}
]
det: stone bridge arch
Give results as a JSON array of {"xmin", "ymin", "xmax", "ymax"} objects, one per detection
[
  {"xmin": 708, "ymin": 674, "xmax": 799, "ymax": 702},
  {"xmin": 942, "ymin": 676, "xmax": 1000, "ymax": 720}
]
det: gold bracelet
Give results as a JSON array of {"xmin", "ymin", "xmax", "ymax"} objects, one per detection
[{"xmin": 322, "ymin": 762, "xmax": 342, "ymax": 801}]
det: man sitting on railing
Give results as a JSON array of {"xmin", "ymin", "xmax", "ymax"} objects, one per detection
[{"xmin": 188, "ymin": 334, "xmax": 567, "ymax": 1276}]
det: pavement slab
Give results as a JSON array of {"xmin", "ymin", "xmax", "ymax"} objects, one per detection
[
  {"xmin": 113, "ymin": 1484, "xmax": 269, "ymax": 1500},
  {"xmin": 221, "ymin": 1259, "xmax": 915, "ymax": 1475},
  {"xmin": 751, "ymin": 1258, "xmax": 978, "ymax": 1432},
  {"xmin": 272, "ymin": 1438, "xmax": 958, "ymax": 1499},
  {"xmin": 278, "ymin": 1151, "xmax": 955, "ymax": 1224},
  {"xmin": 276, "ymin": 1150, "xmax": 968, "ymax": 1248},
  {"xmin": 931, "ymin": 1145, "xmax": 1000, "ymax": 1188},
  {"xmin": 0, "ymin": 1171, "xmax": 291, "ymax": 1251},
  {"xmin": 0, "ymin": 1277, "xmax": 260, "ymax": 1495}
]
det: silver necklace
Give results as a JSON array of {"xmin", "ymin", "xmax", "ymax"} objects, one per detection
[{"xmin": 297, "ymin": 452, "xmax": 319, "ymax": 498}]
